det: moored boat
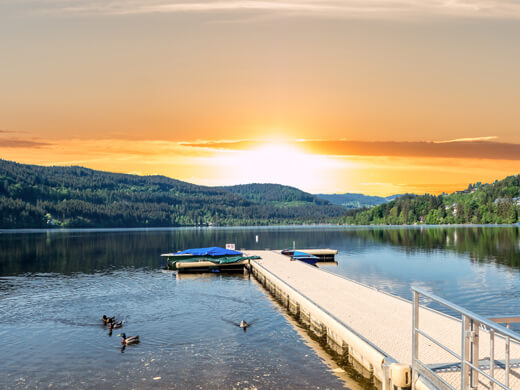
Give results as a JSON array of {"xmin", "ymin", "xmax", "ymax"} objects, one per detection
[
  {"xmin": 281, "ymin": 248, "xmax": 337, "ymax": 262},
  {"xmin": 281, "ymin": 250, "xmax": 319, "ymax": 266},
  {"xmin": 161, "ymin": 247, "xmax": 259, "ymax": 272}
]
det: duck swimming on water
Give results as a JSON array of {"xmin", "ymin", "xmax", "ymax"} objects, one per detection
[
  {"xmin": 102, "ymin": 315, "xmax": 115, "ymax": 325},
  {"xmin": 108, "ymin": 320, "xmax": 123, "ymax": 330},
  {"xmin": 221, "ymin": 317, "xmax": 258, "ymax": 332},
  {"xmin": 118, "ymin": 333, "xmax": 139, "ymax": 345},
  {"xmin": 239, "ymin": 320, "xmax": 255, "ymax": 332}
]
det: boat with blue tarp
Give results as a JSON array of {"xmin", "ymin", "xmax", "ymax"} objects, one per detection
[{"xmin": 161, "ymin": 247, "xmax": 260, "ymax": 272}]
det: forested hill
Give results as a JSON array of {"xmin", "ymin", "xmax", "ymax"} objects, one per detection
[
  {"xmin": 315, "ymin": 193, "xmax": 402, "ymax": 209},
  {"xmin": 0, "ymin": 159, "xmax": 345, "ymax": 228},
  {"xmin": 221, "ymin": 183, "xmax": 328, "ymax": 206},
  {"xmin": 344, "ymin": 176, "xmax": 520, "ymax": 225}
]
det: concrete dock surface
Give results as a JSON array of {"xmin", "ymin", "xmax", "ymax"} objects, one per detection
[{"xmin": 246, "ymin": 250, "xmax": 520, "ymax": 389}]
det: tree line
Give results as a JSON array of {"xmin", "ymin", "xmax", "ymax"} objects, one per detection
[
  {"xmin": 0, "ymin": 159, "xmax": 344, "ymax": 228},
  {"xmin": 344, "ymin": 176, "xmax": 520, "ymax": 225},
  {"xmin": 2, "ymin": 159, "xmax": 519, "ymax": 228}
]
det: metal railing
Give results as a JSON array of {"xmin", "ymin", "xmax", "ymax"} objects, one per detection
[{"xmin": 412, "ymin": 286, "xmax": 520, "ymax": 390}]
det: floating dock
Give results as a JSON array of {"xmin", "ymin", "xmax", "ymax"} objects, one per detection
[
  {"xmin": 245, "ymin": 250, "xmax": 520, "ymax": 390},
  {"xmin": 173, "ymin": 259, "xmax": 249, "ymax": 272},
  {"xmin": 295, "ymin": 248, "xmax": 338, "ymax": 261}
]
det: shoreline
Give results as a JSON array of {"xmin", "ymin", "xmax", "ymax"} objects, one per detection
[{"xmin": 0, "ymin": 223, "xmax": 518, "ymax": 234}]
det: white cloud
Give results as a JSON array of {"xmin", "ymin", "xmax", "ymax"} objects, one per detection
[
  {"xmin": 433, "ymin": 136, "xmax": 498, "ymax": 144},
  {"xmin": 12, "ymin": 0, "xmax": 520, "ymax": 19}
]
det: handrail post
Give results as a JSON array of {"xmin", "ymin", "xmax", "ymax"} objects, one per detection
[
  {"xmin": 470, "ymin": 320, "xmax": 479, "ymax": 388},
  {"xmin": 412, "ymin": 289, "xmax": 419, "ymax": 390},
  {"xmin": 489, "ymin": 329, "xmax": 494, "ymax": 390},
  {"xmin": 382, "ymin": 360, "xmax": 390, "ymax": 390},
  {"xmin": 462, "ymin": 315, "xmax": 469, "ymax": 390},
  {"xmin": 506, "ymin": 323, "xmax": 510, "ymax": 388}
]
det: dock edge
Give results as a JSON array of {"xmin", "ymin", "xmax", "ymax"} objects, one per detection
[{"xmin": 248, "ymin": 257, "xmax": 421, "ymax": 390}]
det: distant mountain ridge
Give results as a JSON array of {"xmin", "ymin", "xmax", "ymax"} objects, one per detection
[
  {"xmin": 0, "ymin": 159, "xmax": 345, "ymax": 228},
  {"xmin": 315, "ymin": 192, "xmax": 404, "ymax": 209}
]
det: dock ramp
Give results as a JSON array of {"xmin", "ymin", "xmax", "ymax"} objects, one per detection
[{"xmin": 246, "ymin": 250, "xmax": 520, "ymax": 390}]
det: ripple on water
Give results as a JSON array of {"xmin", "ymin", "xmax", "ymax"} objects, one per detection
[{"xmin": 0, "ymin": 268, "xmax": 346, "ymax": 389}]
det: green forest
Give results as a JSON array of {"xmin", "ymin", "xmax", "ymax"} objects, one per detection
[
  {"xmin": 344, "ymin": 175, "xmax": 520, "ymax": 225},
  {"xmin": 0, "ymin": 159, "xmax": 345, "ymax": 228},
  {"xmin": 314, "ymin": 192, "xmax": 400, "ymax": 209},
  {"xmin": 2, "ymin": 159, "xmax": 520, "ymax": 228}
]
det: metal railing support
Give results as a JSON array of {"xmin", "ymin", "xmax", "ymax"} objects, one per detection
[
  {"xmin": 412, "ymin": 286, "xmax": 520, "ymax": 390},
  {"xmin": 462, "ymin": 315, "xmax": 469, "ymax": 390},
  {"xmin": 382, "ymin": 360, "xmax": 391, "ymax": 390},
  {"xmin": 506, "ymin": 323, "xmax": 510, "ymax": 388},
  {"xmin": 412, "ymin": 290, "xmax": 419, "ymax": 390},
  {"xmin": 470, "ymin": 319, "xmax": 479, "ymax": 388},
  {"xmin": 490, "ymin": 329, "xmax": 495, "ymax": 390}
]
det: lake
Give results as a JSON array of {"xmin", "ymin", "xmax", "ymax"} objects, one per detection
[{"xmin": 1, "ymin": 225, "xmax": 519, "ymax": 389}]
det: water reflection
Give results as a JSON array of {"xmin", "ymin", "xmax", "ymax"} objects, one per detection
[
  {"xmin": 345, "ymin": 226, "xmax": 520, "ymax": 269},
  {"xmin": 1, "ymin": 226, "xmax": 518, "ymax": 275},
  {"xmin": 0, "ymin": 268, "xmax": 347, "ymax": 389},
  {"xmin": 317, "ymin": 226, "xmax": 520, "ymax": 322},
  {"xmin": 1, "ymin": 226, "xmax": 520, "ymax": 388}
]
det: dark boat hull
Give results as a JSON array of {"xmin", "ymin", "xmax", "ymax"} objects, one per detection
[
  {"xmin": 282, "ymin": 249, "xmax": 319, "ymax": 266},
  {"xmin": 296, "ymin": 257, "xmax": 318, "ymax": 266}
]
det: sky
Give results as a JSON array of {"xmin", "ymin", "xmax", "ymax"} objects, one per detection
[{"xmin": 1, "ymin": 0, "xmax": 520, "ymax": 195}]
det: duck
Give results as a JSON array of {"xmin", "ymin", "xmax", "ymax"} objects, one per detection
[
  {"xmin": 118, "ymin": 333, "xmax": 139, "ymax": 345},
  {"xmin": 108, "ymin": 320, "xmax": 123, "ymax": 330},
  {"xmin": 221, "ymin": 317, "xmax": 257, "ymax": 332},
  {"xmin": 102, "ymin": 315, "xmax": 115, "ymax": 325}
]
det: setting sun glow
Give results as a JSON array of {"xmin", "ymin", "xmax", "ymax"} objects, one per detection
[
  {"xmin": 199, "ymin": 143, "xmax": 339, "ymax": 191},
  {"xmin": 1, "ymin": 1, "xmax": 520, "ymax": 194}
]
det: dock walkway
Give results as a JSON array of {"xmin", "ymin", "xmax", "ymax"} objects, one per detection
[{"xmin": 246, "ymin": 250, "xmax": 520, "ymax": 390}]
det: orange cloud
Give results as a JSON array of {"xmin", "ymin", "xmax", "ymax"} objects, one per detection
[
  {"xmin": 0, "ymin": 138, "xmax": 50, "ymax": 148},
  {"xmin": 180, "ymin": 140, "xmax": 261, "ymax": 150},
  {"xmin": 182, "ymin": 138, "xmax": 520, "ymax": 160},
  {"xmin": 2, "ymin": 135, "xmax": 520, "ymax": 196},
  {"xmin": 299, "ymin": 139, "xmax": 520, "ymax": 160}
]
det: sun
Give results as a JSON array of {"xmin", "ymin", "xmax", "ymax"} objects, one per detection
[{"xmin": 208, "ymin": 142, "xmax": 339, "ymax": 192}]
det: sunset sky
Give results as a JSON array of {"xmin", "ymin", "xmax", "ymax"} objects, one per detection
[{"xmin": 1, "ymin": 1, "xmax": 520, "ymax": 195}]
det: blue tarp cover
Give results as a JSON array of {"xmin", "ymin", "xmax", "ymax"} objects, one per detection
[
  {"xmin": 176, "ymin": 247, "xmax": 243, "ymax": 256},
  {"xmin": 292, "ymin": 251, "xmax": 318, "ymax": 259}
]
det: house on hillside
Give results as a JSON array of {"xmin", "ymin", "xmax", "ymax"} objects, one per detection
[
  {"xmin": 494, "ymin": 197, "xmax": 520, "ymax": 206},
  {"xmin": 445, "ymin": 203, "xmax": 457, "ymax": 215},
  {"xmin": 494, "ymin": 198, "xmax": 509, "ymax": 205}
]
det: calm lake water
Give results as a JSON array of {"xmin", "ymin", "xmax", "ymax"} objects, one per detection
[{"xmin": 1, "ymin": 226, "xmax": 520, "ymax": 389}]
